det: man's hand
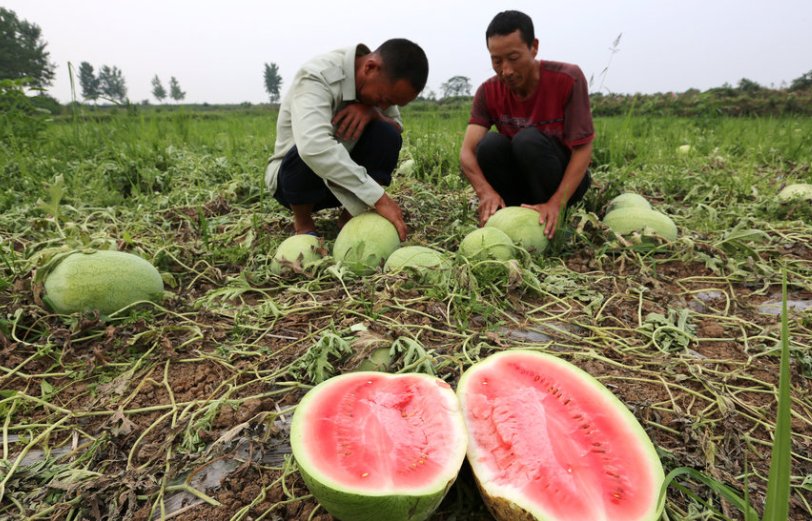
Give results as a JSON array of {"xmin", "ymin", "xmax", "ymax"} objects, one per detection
[
  {"xmin": 478, "ymin": 188, "xmax": 506, "ymax": 227},
  {"xmin": 374, "ymin": 193, "xmax": 407, "ymax": 241},
  {"xmin": 333, "ymin": 103, "xmax": 377, "ymax": 141},
  {"xmin": 522, "ymin": 198, "xmax": 564, "ymax": 239}
]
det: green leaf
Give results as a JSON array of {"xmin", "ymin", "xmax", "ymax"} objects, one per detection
[
  {"xmin": 658, "ymin": 466, "xmax": 760, "ymax": 519},
  {"xmin": 762, "ymin": 270, "xmax": 793, "ymax": 521}
]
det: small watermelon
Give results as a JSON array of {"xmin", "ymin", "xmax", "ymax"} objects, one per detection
[
  {"xmin": 271, "ymin": 234, "xmax": 323, "ymax": 274},
  {"xmin": 606, "ymin": 192, "xmax": 651, "ymax": 213},
  {"xmin": 43, "ymin": 250, "xmax": 164, "ymax": 315},
  {"xmin": 291, "ymin": 372, "xmax": 468, "ymax": 521},
  {"xmin": 457, "ymin": 350, "xmax": 664, "ymax": 521},
  {"xmin": 485, "ymin": 207, "xmax": 549, "ymax": 254},
  {"xmin": 603, "ymin": 207, "xmax": 678, "ymax": 241},
  {"xmin": 458, "ymin": 227, "xmax": 515, "ymax": 262},
  {"xmin": 384, "ymin": 245, "xmax": 450, "ymax": 277},
  {"xmin": 777, "ymin": 183, "xmax": 812, "ymax": 202},
  {"xmin": 333, "ymin": 212, "xmax": 401, "ymax": 275}
]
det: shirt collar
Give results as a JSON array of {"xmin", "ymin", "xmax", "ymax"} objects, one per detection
[{"xmin": 343, "ymin": 43, "xmax": 370, "ymax": 101}]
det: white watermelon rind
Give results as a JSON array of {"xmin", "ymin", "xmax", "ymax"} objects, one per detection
[
  {"xmin": 290, "ymin": 372, "xmax": 468, "ymax": 521},
  {"xmin": 457, "ymin": 350, "xmax": 665, "ymax": 521}
]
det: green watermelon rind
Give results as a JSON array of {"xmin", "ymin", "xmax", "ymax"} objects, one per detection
[
  {"xmin": 457, "ymin": 350, "xmax": 665, "ymax": 521},
  {"xmin": 42, "ymin": 250, "xmax": 164, "ymax": 315},
  {"xmin": 603, "ymin": 207, "xmax": 678, "ymax": 241},
  {"xmin": 290, "ymin": 372, "xmax": 468, "ymax": 521},
  {"xmin": 333, "ymin": 212, "xmax": 401, "ymax": 275},
  {"xmin": 484, "ymin": 207, "xmax": 549, "ymax": 254}
]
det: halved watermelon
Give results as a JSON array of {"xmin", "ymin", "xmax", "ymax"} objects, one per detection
[
  {"xmin": 457, "ymin": 350, "xmax": 664, "ymax": 521},
  {"xmin": 290, "ymin": 372, "xmax": 468, "ymax": 521}
]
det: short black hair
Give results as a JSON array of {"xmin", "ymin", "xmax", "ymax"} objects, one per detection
[
  {"xmin": 376, "ymin": 38, "xmax": 429, "ymax": 93},
  {"xmin": 486, "ymin": 10, "xmax": 535, "ymax": 48}
]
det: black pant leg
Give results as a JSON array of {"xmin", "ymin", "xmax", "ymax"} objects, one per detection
[
  {"xmin": 512, "ymin": 128, "xmax": 590, "ymax": 206},
  {"xmin": 475, "ymin": 132, "xmax": 524, "ymax": 205},
  {"xmin": 350, "ymin": 120, "xmax": 402, "ymax": 186}
]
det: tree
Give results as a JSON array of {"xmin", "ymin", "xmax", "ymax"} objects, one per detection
[
  {"xmin": 263, "ymin": 62, "xmax": 282, "ymax": 103},
  {"xmin": 789, "ymin": 70, "xmax": 812, "ymax": 92},
  {"xmin": 440, "ymin": 75, "xmax": 472, "ymax": 98},
  {"xmin": 78, "ymin": 62, "xmax": 99, "ymax": 102},
  {"xmin": 98, "ymin": 65, "xmax": 127, "ymax": 103},
  {"xmin": 0, "ymin": 7, "xmax": 55, "ymax": 88},
  {"xmin": 737, "ymin": 78, "xmax": 763, "ymax": 93},
  {"xmin": 151, "ymin": 75, "xmax": 166, "ymax": 103},
  {"xmin": 169, "ymin": 76, "xmax": 185, "ymax": 103}
]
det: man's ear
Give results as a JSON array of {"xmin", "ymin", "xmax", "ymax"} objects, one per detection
[{"xmin": 364, "ymin": 54, "xmax": 384, "ymax": 75}]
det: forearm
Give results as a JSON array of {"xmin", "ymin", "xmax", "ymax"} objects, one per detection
[
  {"xmin": 551, "ymin": 143, "xmax": 592, "ymax": 205},
  {"xmin": 460, "ymin": 148, "xmax": 494, "ymax": 197}
]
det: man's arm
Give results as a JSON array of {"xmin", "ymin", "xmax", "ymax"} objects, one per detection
[
  {"xmin": 460, "ymin": 124, "xmax": 505, "ymax": 226},
  {"xmin": 521, "ymin": 141, "xmax": 592, "ymax": 239},
  {"xmin": 332, "ymin": 104, "xmax": 402, "ymax": 142}
]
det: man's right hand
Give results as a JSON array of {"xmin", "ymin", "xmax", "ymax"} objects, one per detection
[
  {"xmin": 374, "ymin": 193, "xmax": 407, "ymax": 241},
  {"xmin": 477, "ymin": 188, "xmax": 505, "ymax": 227}
]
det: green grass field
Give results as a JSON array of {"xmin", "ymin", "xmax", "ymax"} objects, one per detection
[{"xmin": 1, "ymin": 105, "xmax": 811, "ymax": 520}]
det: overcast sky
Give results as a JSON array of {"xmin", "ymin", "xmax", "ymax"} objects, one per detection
[{"xmin": 6, "ymin": 0, "xmax": 812, "ymax": 104}]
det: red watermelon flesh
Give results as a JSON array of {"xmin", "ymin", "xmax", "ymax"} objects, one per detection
[
  {"xmin": 458, "ymin": 350, "xmax": 664, "ymax": 521},
  {"xmin": 290, "ymin": 372, "xmax": 467, "ymax": 521}
]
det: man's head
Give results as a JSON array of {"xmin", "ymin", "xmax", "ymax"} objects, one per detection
[
  {"xmin": 356, "ymin": 38, "xmax": 428, "ymax": 109},
  {"xmin": 485, "ymin": 11, "xmax": 539, "ymax": 96}
]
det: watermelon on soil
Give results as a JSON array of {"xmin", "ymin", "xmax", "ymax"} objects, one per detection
[
  {"xmin": 606, "ymin": 192, "xmax": 651, "ymax": 213},
  {"xmin": 384, "ymin": 245, "xmax": 450, "ymax": 277},
  {"xmin": 42, "ymin": 250, "xmax": 164, "ymax": 315},
  {"xmin": 777, "ymin": 183, "xmax": 812, "ymax": 202},
  {"xmin": 290, "ymin": 372, "xmax": 468, "ymax": 521},
  {"xmin": 333, "ymin": 212, "xmax": 401, "ymax": 275},
  {"xmin": 484, "ymin": 207, "xmax": 549, "ymax": 254},
  {"xmin": 271, "ymin": 234, "xmax": 323, "ymax": 274},
  {"xmin": 458, "ymin": 227, "xmax": 515, "ymax": 262},
  {"xmin": 457, "ymin": 350, "xmax": 664, "ymax": 521},
  {"xmin": 603, "ymin": 207, "xmax": 678, "ymax": 241}
]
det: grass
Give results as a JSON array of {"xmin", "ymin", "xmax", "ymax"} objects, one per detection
[{"xmin": 0, "ymin": 104, "xmax": 811, "ymax": 520}]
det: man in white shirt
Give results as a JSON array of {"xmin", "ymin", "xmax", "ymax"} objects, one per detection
[{"xmin": 265, "ymin": 39, "xmax": 428, "ymax": 240}]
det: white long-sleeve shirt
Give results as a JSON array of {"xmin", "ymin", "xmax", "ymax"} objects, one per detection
[{"xmin": 265, "ymin": 44, "xmax": 403, "ymax": 216}]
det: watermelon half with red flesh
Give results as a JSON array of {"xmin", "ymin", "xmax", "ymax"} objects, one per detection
[
  {"xmin": 290, "ymin": 372, "xmax": 468, "ymax": 521},
  {"xmin": 457, "ymin": 350, "xmax": 664, "ymax": 521}
]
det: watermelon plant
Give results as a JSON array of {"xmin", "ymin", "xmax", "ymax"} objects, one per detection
[
  {"xmin": 41, "ymin": 250, "xmax": 164, "ymax": 315},
  {"xmin": 290, "ymin": 372, "xmax": 468, "ymax": 521},
  {"xmin": 333, "ymin": 212, "xmax": 401, "ymax": 275},
  {"xmin": 777, "ymin": 182, "xmax": 812, "ymax": 202},
  {"xmin": 457, "ymin": 350, "xmax": 665, "ymax": 521},
  {"xmin": 484, "ymin": 206, "xmax": 549, "ymax": 254}
]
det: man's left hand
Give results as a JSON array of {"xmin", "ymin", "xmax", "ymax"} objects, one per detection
[
  {"xmin": 522, "ymin": 198, "xmax": 564, "ymax": 239},
  {"xmin": 333, "ymin": 103, "xmax": 377, "ymax": 141}
]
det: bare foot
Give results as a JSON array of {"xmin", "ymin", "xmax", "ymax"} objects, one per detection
[{"xmin": 291, "ymin": 203, "xmax": 316, "ymax": 235}]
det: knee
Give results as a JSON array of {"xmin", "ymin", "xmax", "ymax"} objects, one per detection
[
  {"xmin": 512, "ymin": 127, "xmax": 555, "ymax": 154},
  {"xmin": 476, "ymin": 132, "xmax": 510, "ymax": 163},
  {"xmin": 364, "ymin": 120, "xmax": 402, "ymax": 151}
]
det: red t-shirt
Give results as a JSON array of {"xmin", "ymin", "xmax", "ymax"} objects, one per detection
[{"xmin": 469, "ymin": 60, "xmax": 594, "ymax": 149}]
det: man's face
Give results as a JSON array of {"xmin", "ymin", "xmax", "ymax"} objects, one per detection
[
  {"xmin": 357, "ymin": 66, "xmax": 418, "ymax": 110},
  {"xmin": 487, "ymin": 30, "xmax": 539, "ymax": 95}
]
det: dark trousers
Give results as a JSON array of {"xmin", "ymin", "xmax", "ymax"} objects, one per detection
[
  {"xmin": 273, "ymin": 120, "xmax": 403, "ymax": 211},
  {"xmin": 476, "ymin": 128, "xmax": 590, "ymax": 207}
]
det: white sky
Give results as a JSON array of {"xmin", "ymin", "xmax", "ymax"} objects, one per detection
[{"xmin": 6, "ymin": 0, "xmax": 812, "ymax": 104}]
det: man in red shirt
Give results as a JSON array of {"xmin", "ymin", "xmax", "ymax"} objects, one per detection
[{"xmin": 459, "ymin": 10, "xmax": 594, "ymax": 239}]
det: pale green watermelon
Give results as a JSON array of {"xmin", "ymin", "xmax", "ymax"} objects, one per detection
[
  {"xmin": 606, "ymin": 193, "xmax": 652, "ymax": 213},
  {"xmin": 43, "ymin": 250, "xmax": 164, "ymax": 315},
  {"xmin": 333, "ymin": 212, "xmax": 401, "ymax": 275},
  {"xmin": 458, "ymin": 227, "xmax": 515, "ymax": 262},
  {"xmin": 271, "ymin": 234, "xmax": 323, "ymax": 274},
  {"xmin": 777, "ymin": 183, "xmax": 812, "ymax": 202},
  {"xmin": 603, "ymin": 207, "xmax": 678, "ymax": 241},
  {"xmin": 290, "ymin": 372, "xmax": 468, "ymax": 521},
  {"xmin": 485, "ymin": 207, "xmax": 549, "ymax": 254},
  {"xmin": 384, "ymin": 246, "xmax": 450, "ymax": 275},
  {"xmin": 457, "ymin": 350, "xmax": 665, "ymax": 521}
]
